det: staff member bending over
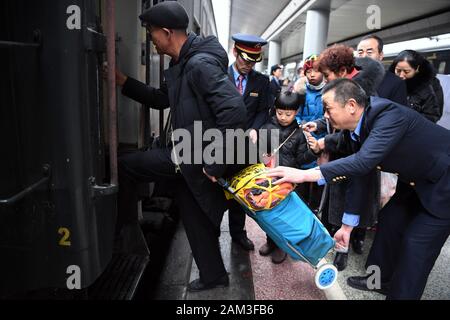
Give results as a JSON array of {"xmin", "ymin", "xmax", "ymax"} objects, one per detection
[{"xmin": 268, "ymin": 78, "xmax": 450, "ymax": 300}]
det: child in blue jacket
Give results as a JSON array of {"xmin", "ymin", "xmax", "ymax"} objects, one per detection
[{"xmin": 295, "ymin": 54, "xmax": 326, "ymax": 209}]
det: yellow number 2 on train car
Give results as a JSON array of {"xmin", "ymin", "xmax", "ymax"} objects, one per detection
[{"xmin": 58, "ymin": 227, "xmax": 72, "ymax": 246}]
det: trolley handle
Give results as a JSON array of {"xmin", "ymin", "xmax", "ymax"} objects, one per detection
[
  {"xmin": 216, "ymin": 178, "xmax": 229, "ymax": 189},
  {"xmin": 217, "ymin": 177, "xmax": 237, "ymax": 194}
]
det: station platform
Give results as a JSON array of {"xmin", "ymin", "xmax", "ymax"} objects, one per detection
[{"xmin": 153, "ymin": 210, "xmax": 450, "ymax": 301}]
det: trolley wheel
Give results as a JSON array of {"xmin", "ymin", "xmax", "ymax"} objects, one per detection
[{"xmin": 314, "ymin": 264, "xmax": 338, "ymax": 290}]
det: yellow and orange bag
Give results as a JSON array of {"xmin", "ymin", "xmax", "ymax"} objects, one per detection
[{"xmin": 225, "ymin": 163, "xmax": 296, "ymax": 211}]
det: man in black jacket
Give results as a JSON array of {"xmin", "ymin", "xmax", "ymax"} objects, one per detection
[
  {"xmin": 357, "ymin": 34, "xmax": 407, "ymax": 105},
  {"xmin": 114, "ymin": 2, "xmax": 247, "ymax": 292},
  {"xmin": 269, "ymin": 78, "xmax": 450, "ymax": 300},
  {"xmin": 269, "ymin": 64, "xmax": 283, "ymax": 100},
  {"xmin": 226, "ymin": 34, "xmax": 271, "ymax": 251}
]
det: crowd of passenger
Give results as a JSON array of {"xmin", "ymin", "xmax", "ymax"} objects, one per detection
[{"xmin": 111, "ymin": 2, "xmax": 448, "ymax": 300}]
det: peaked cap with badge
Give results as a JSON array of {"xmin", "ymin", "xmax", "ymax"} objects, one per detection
[{"xmin": 232, "ymin": 34, "xmax": 268, "ymax": 63}]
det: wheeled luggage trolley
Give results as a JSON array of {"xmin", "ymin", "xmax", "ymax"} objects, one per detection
[{"xmin": 218, "ymin": 164, "xmax": 338, "ymax": 290}]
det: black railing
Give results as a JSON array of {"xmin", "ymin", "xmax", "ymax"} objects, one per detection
[{"xmin": 0, "ymin": 165, "xmax": 50, "ymax": 206}]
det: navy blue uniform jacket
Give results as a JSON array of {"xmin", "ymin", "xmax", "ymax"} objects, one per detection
[
  {"xmin": 228, "ymin": 66, "xmax": 271, "ymax": 130},
  {"xmin": 321, "ymin": 96, "xmax": 450, "ymax": 219},
  {"xmin": 269, "ymin": 77, "xmax": 282, "ymax": 101}
]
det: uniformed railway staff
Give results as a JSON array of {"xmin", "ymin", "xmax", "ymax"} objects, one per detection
[{"xmin": 226, "ymin": 34, "xmax": 271, "ymax": 252}]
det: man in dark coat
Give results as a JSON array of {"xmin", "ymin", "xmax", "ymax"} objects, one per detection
[
  {"xmin": 226, "ymin": 34, "xmax": 271, "ymax": 251},
  {"xmin": 269, "ymin": 78, "xmax": 450, "ymax": 300},
  {"xmin": 114, "ymin": 2, "xmax": 247, "ymax": 292},
  {"xmin": 314, "ymin": 47, "xmax": 386, "ymax": 270},
  {"xmin": 357, "ymin": 34, "xmax": 408, "ymax": 105},
  {"xmin": 269, "ymin": 64, "xmax": 283, "ymax": 99}
]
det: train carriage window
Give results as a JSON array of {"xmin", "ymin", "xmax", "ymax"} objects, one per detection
[{"xmin": 438, "ymin": 61, "xmax": 446, "ymax": 74}]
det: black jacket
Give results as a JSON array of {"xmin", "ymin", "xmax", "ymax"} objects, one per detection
[
  {"xmin": 260, "ymin": 116, "xmax": 318, "ymax": 168},
  {"xmin": 377, "ymin": 71, "xmax": 408, "ymax": 105},
  {"xmin": 228, "ymin": 66, "xmax": 271, "ymax": 130},
  {"xmin": 321, "ymin": 96, "xmax": 450, "ymax": 220},
  {"xmin": 390, "ymin": 59, "xmax": 443, "ymax": 123},
  {"xmin": 121, "ymin": 33, "xmax": 247, "ymax": 225},
  {"xmin": 354, "ymin": 57, "xmax": 386, "ymax": 96},
  {"xmin": 323, "ymin": 122, "xmax": 380, "ymax": 227},
  {"xmin": 269, "ymin": 78, "xmax": 282, "ymax": 98}
]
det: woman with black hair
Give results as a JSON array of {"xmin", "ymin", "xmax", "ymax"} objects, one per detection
[{"xmin": 390, "ymin": 50, "xmax": 444, "ymax": 123}]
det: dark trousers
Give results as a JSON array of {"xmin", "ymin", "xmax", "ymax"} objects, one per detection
[
  {"xmin": 318, "ymin": 187, "xmax": 366, "ymax": 241},
  {"xmin": 228, "ymin": 200, "xmax": 247, "ymax": 239},
  {"xmin": 296, "ymin": 182, "xmax": 323, "ymax": 210},
  {"xmin": 228, "ymin": 198, "xmax": 279, "ymax": 247},
  {"xmin": 366, "ymin": 183, "xmax": 450, "ymax": 300},
  {"xmin": 118, "ymin": 148, "xmax": 227, "ymax": 284},
  {"xmin": 226, "ymin": 162, "xmax": 249, "ymax": 240}
]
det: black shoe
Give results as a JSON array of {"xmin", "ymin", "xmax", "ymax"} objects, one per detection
[
  {"xmin": 347, "ymin": 275, "xmax": 390, "ymax": 295},
  {"xmin": 232, "ymin": 235, "xmax": 255, "ymax": 251},
  {"xmin": 187, "ymin": 274, "xmax": 229, "ymax": 292},
  {"xmin": 333, "ymin": 252, "xmax": 348, "ymax": 271},
  {"xmin": 259, "ymin": 241, "xmax": 276, "ymax": 256},
  {"xmin": 351, "ymin": 239, "xmax": 364, "ymax": 255},
  {"xmin": 271, "ymin": 248, "xmax": 287, "ymax": 264}
]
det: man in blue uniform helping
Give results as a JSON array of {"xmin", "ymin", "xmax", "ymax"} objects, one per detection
[
  {"xmin": 226, "ymin": 34, "xmax": 272, "ymax": 253},
  {"xmin": 267, "ymin": 78, "xmax": 450, "ymax": 300}
]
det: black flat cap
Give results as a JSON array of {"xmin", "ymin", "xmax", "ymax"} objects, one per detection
[
  {"xmin": 271, "ymin": 64, "xmax": 283, "ymax": 75},
  {"xmin": 139, "ymin": 1, "xmax": 189, "ymax": 29}
]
